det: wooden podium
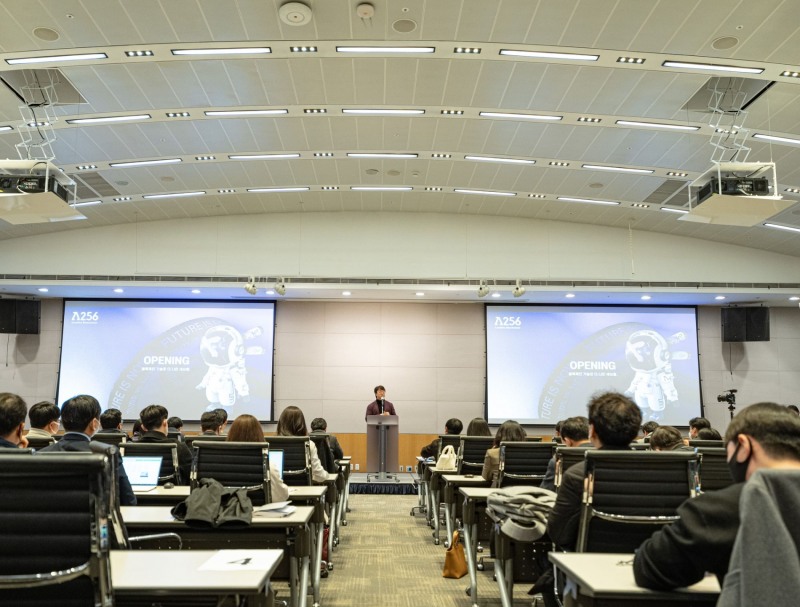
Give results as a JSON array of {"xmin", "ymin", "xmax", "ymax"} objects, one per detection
[{"xmin": 366, "ymin": 415, "xmax": 399, "ymax": 482}]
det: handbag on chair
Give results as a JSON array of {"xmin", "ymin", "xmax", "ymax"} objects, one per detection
[
  {"xmin": 436, "ymin": 445, "xmax": 457, "ymax": 470},
  {"xmin": 442, "ymin": 530, "xmax": 468, "ymax": 578}
]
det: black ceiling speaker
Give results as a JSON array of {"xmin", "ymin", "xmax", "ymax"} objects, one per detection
[
  {"xmin": 0, "ymin": 300, "xmax": 40, "ymax": 334},
  {"xmin": 722, "ymin": 307, "xmax": 769, "ymax": 342}
]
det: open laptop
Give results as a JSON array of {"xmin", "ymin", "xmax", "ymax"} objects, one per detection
[
  {"xmin": 122, "ymin": 455, "xmax": 163, "ymax": 492},
  {"xmin": 269, "ymin": 449, "xmax": 284, "ymax": 480}
]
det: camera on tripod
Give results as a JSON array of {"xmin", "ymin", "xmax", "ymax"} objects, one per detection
[{"xmin": 717, "ymin": 389, "xmax": 738, "ymax": 405}]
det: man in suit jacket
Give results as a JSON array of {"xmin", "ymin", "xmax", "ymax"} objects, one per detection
[
  {"xmin": 40, "ymin": 394, "xmax": 136, "ymax": 506},
  {"xmin": 0, "ymin": 392, "xmax": 28, "ymax": 449},
  {"xmin": 25, "ymin": 401, "xmax": 60, "ymax": 442},
  {"xmin": 138, "ymin": 404, "xmax": 193, "ymax": 484},
  {"xmin": 364, "ymin": 385, "xmax": 396, "ymax": 420}
]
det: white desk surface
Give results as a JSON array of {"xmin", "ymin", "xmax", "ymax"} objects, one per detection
[
  {"xmin": 442, "ymin": 474, "xmax": 491, "ymax": 485},
  {"xmin": 134, "ymin": 485, "xmax": 190, "ymax": 498},
  {"xmin": 121, "ymin": 505, "xmax": 314, "ymax": 526},
  {"xmin": 133, "ymin": 485, "xmax": 326, "ymax": 500},
  {"xmin": 549, "ymin": 553, "xmax": 720, "ymax": 600},
  {"xmin": 111, "ymin": 549, "xmax": 282, "ymax": 592},
  {"xmin": 459, "ymin": 487, "xmax": 497, "ymax": 499}
]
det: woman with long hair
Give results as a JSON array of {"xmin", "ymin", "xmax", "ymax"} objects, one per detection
[
  {"xmin": 466, "ymin": 417, "xmax": 492, "ymax": 437},
  {"xmin": 227, "ymin": 414, "xmax": 289, "ymax": 502},
  {"xmin": 276, "ymin": 406, "xmax": 329, "ymax": 483},
  {"xmin": 481, "ymin": 420, "xmax": 527, "ymax": 485}
]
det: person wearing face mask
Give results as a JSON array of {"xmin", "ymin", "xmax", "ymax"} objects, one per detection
[
  {"xmin": 40, "ymin": 394, "xmax": 137, "ymax": 506},
  {"xmin": 633, "ymin": 402, "xmax": 800, "ymax": 590}
]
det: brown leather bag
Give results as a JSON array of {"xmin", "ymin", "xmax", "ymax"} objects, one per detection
[{"xmin": 442, "ymin": 530, "xmax": 468, "ymax": 578}]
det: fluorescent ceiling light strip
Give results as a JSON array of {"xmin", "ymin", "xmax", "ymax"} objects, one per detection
[
  {"xmin": 72, "ymin": 200, "xmax": 102, "ymax": 207},
  {"xmin": 67, "ymin": 114, "xmax": 151, "ymax": 125},
  {"xmin": 660, "ymin": 207, "xmax": 689, "ymax": 214},
  {"xmin": 465, "ymin": 155, "xmax": 535, "ymax": 165},
  {"xmin": 0, "ymin": 126, "xmax": 12, "ymax": 131},
  {"xmin": 454, "ymin": 189, "xmax": 516, "ymax": 197},
  {"xmin": 205, "ymin": 109, "xmax": 288, "ymax": 116},
  {"xmin": 582, "ymin": 164, "xmax": 653, "ymax": 174},
  {"xmin": 763, "ymin": 222, "xmax": 800, "ymax": 233},
  {"xmin": 616, "ymin": 120, "xmax": 699, "ymax": 132},
  {"xmin": 143, "ymin": 191, "xmax": 206, "ymax": 199},
  {"xmin": 110, "ymin": 158, "xmax": 182, "ymax": 168},
  {"xmin": 351, "ymin": 186, "xmax": 413, "ymax": 191},
  {"xmin": 558, "ymin": 196, "xmax": 619, "ymax": 206},
  {"xmin": 347, "ymin": 153, "xmax": 418, "ymax": 158},
  {"xmin": 753, "ymin": 133, "xmax": 800, "ymax": 146},
  {"xmin": 342, "ymin": 109, "xmax": 425, "ymax": 115},
  {"xmin": 228, "ymin": 154, "xmax": 300, "ymax": 160},
  {"xmin": 479, "ymin": 111, "xmax": 562, "ymax": 121},
  {"xmin": 172, "ymin": 47, "xmax": 271, "ymax": 55},
  {"xmin": 499, "ymin": 49, "xmax": 598, "ymax": 61},
  {"xmin": 6, "ymin": 52, "xmax": 107, "ymax": 65},
  {"xmin": 247, "ymin": 187, "xmax": 309, "ymax": 193},
  {"xmin": 662, "ymin": 60, "xmax": 764, "ymax": 75},
  {"xmin": 336, "ymin": 46, "xmax": 435, "ymax": 53}
]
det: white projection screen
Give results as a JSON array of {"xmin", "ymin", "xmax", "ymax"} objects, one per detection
[
  {"xmin": 486, "ymin": 305, "xmax": 703, "ymax": 426},
  {"xmin": 58, "ymin": 300, "xmax": 276, "ymax": 421}
]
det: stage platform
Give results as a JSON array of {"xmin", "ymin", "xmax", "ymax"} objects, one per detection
[{"xmin": 349, "ymin": 472, "xmax": 419, "ymax": 495}]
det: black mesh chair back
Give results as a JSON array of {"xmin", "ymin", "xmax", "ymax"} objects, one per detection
[
  {"xmin": 0, "ymin": 452, "xmax": 113, "ymax": 607},
  {"xmin": 266, "ymin": 436, "xmax": 311, "ymax": 486},
  {"xmin": 553, "ymin": 446, "xmax": 593, "ymax": 490},
  {"xmin": 120, "ymin": 442, "xmax": 181, "ymax": 485},
  {"xmin": 497, "ymin": 442, "xmax": 554, "ymax": 487},
  {"xmin": 697, "ymin": 447, "xmax": 735, "ymax": 492},
  {"xmin": 166, "ymin": 430, "xmax": 184, "ymax": 442},
  {"xmin": 91, "ymin": 433, "xmax": 127, "ymax": 448},
  {"xmin": 525, "ymin": 436, "xmax": 543, "ymax": 442},
  {"xmin": 688, "ymin": 439, "xmax": 725, "ymax": 448},
  {"xmin": 24, "ymin": 436, "xmax": 54, "ymax": 450},
  {"xmin": 184, "ymin": 434, "xmax": 227, "ymax": 448},
  {"xmin": 577, "ymin": 450, "xmax": 699, "ymax": 553},
  {"xmin": 437, "ymin": 434, "xmax": 462, "ymax": 459},
  {"xmin": 191, "ymin": 440, "xmax": 271, "ymax": 505},
  {"xmin": 457, "ymin": 436, "xmax": 494, "ymax": 475},
  {"xmin": 309, "ymin": 434, "xmax": 338, "ymax": 474},
  {"xmin": 629, "ymin": 442, "xmax": 650, "ymax": 450}
]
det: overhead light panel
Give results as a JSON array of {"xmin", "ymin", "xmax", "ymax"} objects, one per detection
[
  {"xmin": 247, "ymin": 187, "xmax": 309, "ymax": 193},
  {"xmin": 549, "ymin": 161, "xmax": 569, "ymax": 167},
  {"xmin": 0, "ymin": 126, "xmax": 12, "ymax": 131},
  {"xmin": 351, "ymin": 186, "xmax": 412, "ymax": 191},
  {"xmin": 577, "ymin": 116, "xmax": 602, "ymax": 123},
  {"xmin": 342, "ymin": 108, "xmax": 425, "ymax": 115},
  {"xmin": 304, "ymin": 108, "xmax": 327, "ymax": 113},
  {"xmin": 143, "ymin": 191, "xmax": 206, "ymax": 199},
  {"xmin": 75, "ymin": 164, "xmax": 98, "ymax": 170},
  {"xmin": 125, "ymin": 50, "xmax": 153, "ymax": 57},
  {"xmin": 455, "ymin": 47, "xmax": 481, "ymax": 54},
  {"xmin": 195, "ymin": 155, "xmax": 215, "ymax": 161},
  {"xmin": 72, "ymin": 200, "xmax": 101, "ymax": 207},
  {"xmin": 6, "ymin": 52, "xmax": 108, "ymax": 65},
  {"xmin": 110, "ymin": 158, "xmax": 182, "ymax": 168},
  {"xmin": 336, "ymin": 46, "xmax": 435, "ymax": 53},
  {"xmin": 616, "ymin": 120, "xmax": 699, "ymax": 132},
  {"xmin": 667, "ymin": 171, "xmax": 689, "ymax": 177},
  {"xmin": 431, "ymin": 153, "xmax": 452, "ymax": 159},
  {"xmin": 479, "ymin": 111, "xmax": 562, "ymax": 121},
  {"xmin": 166, "ymin": 112, "xmax": 190, "ymax": 118},
  {"xmin": 217, "ymin": 189, "xmax": 235, "ymax": 194},
  {"xmin": 528, "ymin": 194, "xmax": 546, "ymax": 198},
  {"xmin": 314, "ymin": 152, "xmax": 334, "ymax": 157},
  {"xmin": 763, "ymin": 222, "xmax": 800, "ymax": 234},
  {"xmin": 229, "ymin": 153, "xmax": 300, "ymax": 160},
  {"xmin": 347, "ymin": 153, "xmax": 418, "ymax": 159},
  {"xmin": 617, "ymin": 56, "xmax": 645, "ymax": 64},
  {"xmin": 662, "ymin": 60, "xmax": 764, "ymax": 74},
  {"xmin": 321, "ymin": 186, "xmax": 339, "ymax": 190},
  {"xmin": 455, "ymin": 189, "xmax": 516, "ymax": 197},
  {"xmin": 753, "ymin": 133, "xmax": 800, "ymax": 146},
  {"xmin": 291, "ymin": 46, "xmax": 317, "ymax": 52},
  {"xmin": 557, "ymin": 196, "xmax": 619, "ymax": 206},
  {"xmin": 113, "ymin": 197, "xmax": 132, "ymax": 202},
  {"xmin": 785, "ymin": 187, "xmax": 800, "ymax": 194},
  {"xmin": 781, "ymin": 70, "xmax": 800, "ymax": 78},
  {"xmin": 660, "ymin": 207, "xmax": 689, "ymax": 214},
  {"xmin": 465, "ymin": 155, "xmax": 535, "ymax": 165},
  {"xmin": 582, "ymin": 164, "xmax": 654, "ymax": 174},
  {"xmin": 424, "ymin": 187, "xmax": 442, "ymax": 191},
  {"xmin": 172, "ymin": 47, "xmax": 271, "ymax": 55},
  {"xmin": 66, "ymin": 114, "xmax": 151, "ymax": 125},
  {"xmin": 441, "ymin": 110, "xmax": 464, "ymax": 115},
  {"xmin": 499, "ymin": 49, "xmax": 598, "ymax": 61},
  {"xmin": 205, "ymin": 109, "xmax": 288, "ymax": 116}
]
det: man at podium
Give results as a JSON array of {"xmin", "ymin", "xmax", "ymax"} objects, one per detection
[{"xmin": 365, "ymin": 385, "xmax": 396, "ymax": 421}]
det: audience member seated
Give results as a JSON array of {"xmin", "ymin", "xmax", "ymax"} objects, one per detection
[
  {"xmin": 633, "ymin": 402, "xmax": 800, "ymax": 589},
  {"xmin": 696, "ymin": 427, "xmax": 722, "ymax": 441},
  {"xmin": 199, "ymin": 411, "xmax": 222, "ymax": 436},
  {"xmin": 552, "ymin": 419, "xmax": 564, "ymax": 442},
  {"xmin": 213, "ymin": 407, "xmax": 229, "ymax": 434},
  {"xmin": 40, "ymin": 394, "xmax": 136, "ymax": 505},
  {"xmin": 96, "ymin": 407, "xmax": 127, "ymax": 436},
  {"xmin": 276, "ymin": 406, "xmax": 329, "ymax": 483},
  {"xmin": 546, "ymin": 391, "xmax": 641, "ymax": 551},
  {"xmin": 138, "ymin": 404, "xmax": 193, "ymax": 484},
  {"xmin": 540, "ymin": 416, "xmax": 590, "ymax": 491},
  {"xmin": 131, "ymin": 419, "xmax": 143, "ymax": 441},
  {"xmin": 420, "ymin": 417, "xmax": 462, "ymax": 459},
  {"xmin": 0, "ymin": 392, "xmax": 28, "ymax": 449},
  {"xmin": 649, "ymin": 426, "xmax": 693, "ymax": 451},
  {"xmin": 167, "ymin": 415, "xmax": 184, "ymax": 436},
  {"xmin": 26, "ymin": 401, "xmax": 60, "ymax": 441},
  {"xmin": 227, "ymin": 413, "xmax": 289, "ymax": 502},
  {"xmin": 482, "ymin": 420, "xmax": 526, "ymax": 486},
  {"xmin": 310, "ymin": 417, "xmax": 344, "ymax": 460},
  {"xmin": 689, "ymin": 416, "xmax": 711, "ymax": 439},
  {"xmin": 466, "ymin": 417, "xmax": 492, "ymax": 437},
  {"xmin": 638, "ymin": 420, "xmax": 659, "ymax": 443}
]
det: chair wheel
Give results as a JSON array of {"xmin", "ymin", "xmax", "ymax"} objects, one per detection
[
  {"xmin": 477, "ymin": 563, "xmax": 485, "ymax": 571},
  {"xmin": 320, "ymin": 568, "xmax": 328, "ymax": 579},
  {"xmin": 342, "ymin": 520, "xmax": 347, "ymax": 526},
  {"xmin": 327, "ymin": 562, "xmax": 334, "ymax": 571},
  {"xmin": 444, "ymin": 541, "xmax": 450, "ymax": 548},
  {"xmin": 434, "ymin": 538, "xmax": 440, "ymax": 545},
  {"xmin": 410, "ymin": 510, "xmax": 414, "ymax": 515}
]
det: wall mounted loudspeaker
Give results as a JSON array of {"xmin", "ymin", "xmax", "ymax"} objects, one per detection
[
  {"xmin": 0, "ymin": 300, "xmax": 41, "ymax": 334},
  {"xmin": 721, "ymin": 307, "xmax": 769, "ymax": 342}
]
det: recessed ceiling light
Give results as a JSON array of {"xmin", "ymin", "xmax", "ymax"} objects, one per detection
[
  {"xmin": 753, "ymin": 133, "xmax": 800, "ymax": 146},
  {"xmin": 557, "ymin": 196, "xmax": 619, "ymax": 206},
  {"xmin": 125, "ymin": 50, "xmax": 153, "ymax": 57},
  {"xmin": 455, "ymin": 189, "xmax": 516, "ymax": 197},
  {"xmin": 336, "ymin": 46, "xmax": 435, "ymax": 53},
  {"xmin": 217, "ymin": 189, "xmax": 235, "ymax": 193},
  {"xmin": 342, "ymin": 108, "xmax": 425, "ymax": 115},
  {"xmin": 763, "ymin": 222, "xmax": 800, "ymax": 233},
  {"xmin": 715, "ymin": 296, "xmax": 726, "ymax": 300},
  {"xmin": 790, "ymin": 296, "xmax": 800, "ymax": 301},
  {"xmin": 143, "ymin": 191, "xmax": 206, "ymax": 199},
  {"xmin": 72, "ymin": 200, "xmax": 102, "ymax": 207},
  {"xmin": 616, "ymin": 120, "xmax": 699, "ymax": 132},
  {"xmin": 291, "ymin": 46, "xmax": 317, "ymax": 52},
  {"xmin": 479, "ymin": 111, "xmax": 562, "ymax": 121},
  {"xmin": 465, "ymin": 155, "xmax": 535, "ymax": 165},
  {"xmin": 455, "ymin": 47, "xmax": 481, "ymax": 54},
  {"xmin": 66, "ymin": 114, "xmax": 151, "ymax": 125},
  {"xmin": 167, "ymin": 112, "xmax": 190, "ymax": 118},
  {"xmin": 6, "ymin": 52, "xmax": 108, "ymax": 65},
  {"xmin": 641, "ymin": 295, "xmax": 652, "ymax": 301},
  {"xmin": 26, "ymin": 121, "xmax": 49, "ymax": 127},
  {"xmin": 491, "ymin": 292, "xmax": 502, "ymax": 298},
  {"xmin": 549, "ymin": 161, "xmax": 569, "ymax": 167},
  {"xmin": 314, "ymin": 152, "xmax": 334, "ymax": 157},
  {"xmin": 321, "ymin": 186, "xmax": 339, "ymax": 190},
  {"xmin": 424, "ymin": 187, "xmax": 442, "ymax": 191},
  {"xmin": 431, "ymin": 153, "xmax": 452, "ymax": 159},
  {"xmin": 113, "ymin": 288, "xmax": 124, "ymax": 294},
  {"xmin": 617, "ymin": 56, "xmax": 645, "ymax": 64},
  {"xmin": 661, "ymin": 207, "xmax": 689, "ymax": 214},
  {"xmin": 785, "ymin": 187, "xmax": 800, "ymax": 194},
  {"xmin": 781, "ymin": 70, "xmax": 800, "ymax": 78},
  {"xmin": 110, "ymin": 158, "xmax": 181, "ymax": 168},
  {"xmin": 113, "ymin": 196, "xmax": 132, "ymax": 202},
  {"xmin": 416, "ymin": 292, "xmax": 425, "ymax": 296},
  {"xmin": 304, "ymin": 108, "xmax": 327, "ymax": 114},
  {"xmin": 195, "ymin": 155, "xmax": 215, "ymax": 161},
  {"xmin": 191, "ymin": 289, "xmax": 201, "ymax": 294},
  {"xmin": 715, "ymin": 128, "xmax": 738, "ymax": 135},
  {"xmin": 247, "ymin": 187, "xmax": 310, "ymax": 193},
  {"xmin": 347, "ymin": 153, "xmax": 418, "ymax": 159},
  {"xmin": 266, "ymin": 290, "xmax": 275, "ymax": 296},
  {"xmin": 351, "ymin": 186, "xmax": 412, "ymax": 191},
  {"xmin": 76, "ymin": 164, "xmax": 98, "ymax": 170},
  {"xmin": 528, "ymin": 194, "xmax": 546, "ymax": 198},
  {"xmin": 37, "ymin": 288, "xmax": 49, "ymax": 293},
  {"xmin": 631, "ymin": 203, "xmax": 650, "ymax": 208},
  {"xmin": 582, "ymin": 164, "xmax": 654, "ymax": 174},
  {"xmin": 342, "ymin": 291, "xmax": 352, "ymax": 296},
  {"xmin": 577, "ymin": 116, "xmax": 602, "ymax": 123},
  {"xmin": 667, "ymin": 171, "xmax": 689, "ymax": 177},
  {"xmin": 205, "ymin": 109, "xmax": 288, "ymax": 116},
  {"xmin": 499, "ymin": 49, "xmax": 599, "ymax": 61},
  {"xmin": 565, "ymin": 293, "xmax": 575, "ymax": 298},
  {"xmin": 172, "ymin": 47, "xmax": 271, "ymax": 55},
  {"xmin": 661, "ymin": 60, "xmax": 763, "ymax": 74},
  {"xmin": 441, "ymin": 109, "xmax": 464, "ymax": 115},
  {"xmin": 228, "ymin": 153, "xmax": 300, "ymax": 160}
]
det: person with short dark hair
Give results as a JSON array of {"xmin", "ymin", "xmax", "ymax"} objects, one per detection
[
  {"xmin": 213, "ymin": 408, "xmax": 229, "ymax": 434},
  {"xmin": 553, "ymin": 419, "xmax": 564, "ymax": 441},
  {"xmin": 540, "ymin": 416, "xmax": 591, "ymax": 491},
  {"xmin": 420, "ymin": 418, "xmax": 463, "ymax": 459},
  {"xmin": 466, "ymin": 417, "xmax": 492, "ymax": 437},
  {"xmin": 98, "ymin": 408, "xmax": 125, "ymax": 434},
  {"xmin": 547, "ymin": 391, "xmax": 642, "ymax": 551},
  {"xmin": 364, "ymin": 385, "xmax": 396, "ymax": 420},
  {"xmin": 167, "ymin": 416, "xmax": 183, "ymax": 432},
  {"xmin": 650, "ymin": 426, "xmax": 692, "ymax": 451},
  {"xmin": 689, "ymin": 416, "xmax": 711, "ymax": 439},
  {"xmin": 639, "ymin": 420, "xmax": 659, "ymax": 442},
  {"xmin": 0, "ymin": 392, "xmax": 28, "ymax": 449},
  {"xmin": 696, "ymin": 427, "xmax": 722, "ymax": 441},
  {"xmin": 40, "ymin": 395, "xmax": 136, "ymax": 505},
  {"xmin": 200, "ymin": 411, "xmax": 221, "ymax": 435},
  {"xmin": 138, "ymin": 404, "xmax": 193, "ymax": 484},
  {"xmin": 634, "ymin": 402, "xmax": 800, "ymax": 590},
  {"xmin": 481, "ymin": 420, "xmax": 527, "ymax": 485},
  {"xmin": 26, "ymin": 401, "xmax": 60, "ymax": 440},
  {"xmin": 310, "ymin": 417, "xmax": 344, "ymax": 460}
]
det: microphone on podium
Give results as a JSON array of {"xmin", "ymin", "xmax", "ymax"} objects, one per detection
[{"xmin": 379, "ymin": 398, "xmax": 384, "ymax": 414}]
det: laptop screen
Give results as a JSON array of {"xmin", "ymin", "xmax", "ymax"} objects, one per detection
[
  {"xmin": 269, "ymin": 449, "xmax": 284, "ymax": 480},
  {"xmin": 122, "ymin": 455, "xmax": 163, "ymax": 489}
]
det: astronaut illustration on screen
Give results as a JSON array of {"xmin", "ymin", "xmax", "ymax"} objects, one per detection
[
  {"xmin": 196, "ymin": 324, "xmax": 264, "ymax": 410},
  {"xmin": 624, "ymin": 329, "xmax": 688, "ymax": 420}
]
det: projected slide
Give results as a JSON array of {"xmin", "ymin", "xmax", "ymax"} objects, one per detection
[
  {"xmin": 58, "ymin": 301, "xmax": 275, "ymax": 421},
  {"xmin": 486, "ymin": 305, "xmax": 701, "ymax": 426}
]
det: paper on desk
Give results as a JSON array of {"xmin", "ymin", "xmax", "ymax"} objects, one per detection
[
  {"xmin": 254, "ymin": 501, "xmax": 296, "ymax": 517},
  {"xmin": 199, "ymin": 550, "xmax": 275, "ymax": 571},
  {"xmin": 254, "ymin": 501, "xmax": 292, "ymax": 511}
]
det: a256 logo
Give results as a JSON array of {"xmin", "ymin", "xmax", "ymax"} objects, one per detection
[
  {"xmin": 71, "ymin": 310, "xmax": 99, "ymax": 322},
  {"xmin": 494, "ymin": 316, "xmax": 521, "ymax": 327}
]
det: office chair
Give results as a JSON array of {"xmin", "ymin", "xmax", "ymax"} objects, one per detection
[
  {"xmin": 184, "ymin": 434, "xmax": 227, "ymax": 448},
  {"xmin": 0, "ymin": 452, "xmax": 113, "ymax": 607},
  {"xmin": 23, "ymin": 436, "xmax": 54, "ymax": 450},
  {"xmin": 696, "ymin": 447, "xmax": 735, "ymax": 492},
  {"xmin": 191, "ymin": 440, "xmax": 272, "ymax": 506},
  {"xmin": 497, "ymin": 441, "xmax": 554, "ymax": 487},
  {"xmin": 121, "ymin": 442, "xmax": 181, "ymax": 485},
  {"xmin": 553, "ymin": 446, "xmax": 593, "ymax": 491},
  {"xmin": 576, "ymin": 450, "xmax": 699, "ymax": 553},
  {"xmin": 91, "ymin": 433, "xmax": 127, "ymax": 448},
  {"xmin": 457, "ymin": 436, "xmax": 494, "ymax": 475},
  {"xmin": 266, "ymin": 436, "xmax": 312, "ymax": 486},
  {"xmin": 688, "ymin": 439, "xmax": 725, "ymax": 448}
]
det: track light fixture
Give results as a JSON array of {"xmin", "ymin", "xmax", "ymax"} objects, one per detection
[
  {"xmin": 478, "ymin": 281, "xmax": 490, "ymax": 298},
  {"xmin": 275, "ymin": 278, "xmax": 287, "ymax": 296},
  {"xmin": 244, "ymin": 277, "xmax": 258, "ymax": 295},
  {"xmin": 513, "ymin": 280, "xmax": 526, "ymax": 298}
]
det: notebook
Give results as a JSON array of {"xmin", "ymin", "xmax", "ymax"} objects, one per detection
[
  {"xmin": 122, "ymin": 455, "xmax": 163, "ymax": 491},
  {"xmin": 269, "ymin": 449, "xmax": 284, "ymax": 480}
]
